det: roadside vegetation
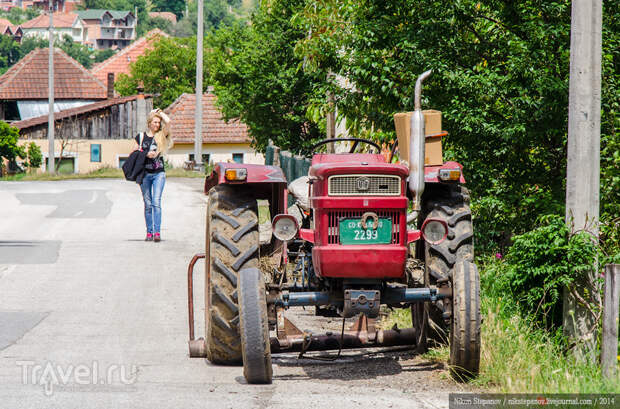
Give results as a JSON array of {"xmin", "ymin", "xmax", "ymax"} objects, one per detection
[{"xmin": 383, "ymin": 216, "xmax": 620, "ymax": 392}]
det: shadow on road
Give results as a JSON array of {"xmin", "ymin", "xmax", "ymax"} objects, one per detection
[{"xmin": 272, "ymin": 348, "xmax": 444, "ymax": 381}]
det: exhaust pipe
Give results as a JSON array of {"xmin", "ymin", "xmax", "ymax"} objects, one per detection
[{"xmin": 408, "ymin": 70, "xmax": 432, "ymax": 218}]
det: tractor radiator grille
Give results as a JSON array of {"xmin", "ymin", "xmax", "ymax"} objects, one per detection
[
  {"xmin": 328, "ymin": 175, "xmax": 401, "ymax": 196},
  {"xmin": 327, "ymin": 210, "xmax": 401, "ymax": 244}
]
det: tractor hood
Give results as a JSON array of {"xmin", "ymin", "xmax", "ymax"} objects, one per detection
[{"xmin": 309, "ymin": 160, "xmax": 409, "ymax": 180}]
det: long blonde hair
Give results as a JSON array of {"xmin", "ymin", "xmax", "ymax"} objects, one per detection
[{"xmin": 147, "ymin": 110, "xmax": 173, "ymax": 154}]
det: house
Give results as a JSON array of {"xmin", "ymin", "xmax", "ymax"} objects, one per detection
[
  {"xmin": 164, "ymin": 92, "xmax": 263, "ymax": 168},
  {"xmin": 20, "ymin": 12, "xmax": 86, "ymax": 43},
  {"xmin": 90, "ymin": 29, "xmax": 168, "ymax": 86},
  {"xmin": 0, "ymin": 47, "xmax": 108, "ymax": 121},
  {"xmin": 76, "ymin": 9, "xmax": 136, "ymax": 50},
  {"xmin": 0, "ymin": 17, "xmax": 21, "ymax": 42},
  {"xmin": 148, "ymin": 11, "xmax": 177, "ymax": 25},
  {"xmin": 13, "ymin": 93, "xmax": 153, "ymax": 173},
  {"xmin": 2, "ymin": 0, "xmax": 82, "ymax": 12}
]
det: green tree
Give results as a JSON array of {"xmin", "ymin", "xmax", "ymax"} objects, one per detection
[
  {"xmin": 25, "ymin": 142, "xmax": 43, "ymax": 170},
  {"xmin": 19, "ymin": 35, "xmax": 96, "ymax": 69},
  {"xmin": 56, "ymin": 35, "xmax": 95, "ymax": 68},
  {"xmin": 18, "ymin": 36, "xmax": 48, "ymax": 56},
  {"xmin": 206, "ymin": 0, "xmax": 324, "ymax": 152},
  {"xmin": 0, "ymin": 7, "xmax": 40, "ymax": 25},
  {"xmin": 145, "ymin": 16, "xmax": 174, "ymax": 35},
  {"xmin": 175, "ymin": 0, "xmax": 251, "ymax": 37},
  {"xmin": 0, "ymin": 36, "xmax": 21, "ymax": 75},
  {"xmin": 115, "ymin": 36, "xmax": 207, "ymax": 107},
  {"xmin": 0, "ymin": 121, "xmax": 25, "ymax": 176},
  {"xmin": 93, "ymin": 48, "xmax": 116, "ymax": 64},
  {"xmin": 151, "ymin": 0, "xmax": 185, "ymax": 18},
  {"xmin": 293, "ymin": 0, "xmax": 618, "ymax": 251}
]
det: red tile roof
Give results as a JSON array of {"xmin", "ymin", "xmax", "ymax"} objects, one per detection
[
  {"xmin": 0, "ymin": 17, "xmax": 17, "ymax": 34},
  {"xmin": 21, "ymin": 12, "xmax": 79, "ymax": 29},
  {"xmin": 90, "ymin": 29, "xmax": 168, "ymax": 84},
  {"xmin": 0, "ymin": 47, "xmax": 108, "ymax": 100},
  {"xmin": 0, "ymin": 18, "xmax": 12, "ymax": 35},
  {"xmin": 13, "ymin": 95, "xmax": 147, "ymax": 130},
  {"xmin": 148, "ymin": 12, "xmax": 177, "ymax": 24},
  {"xmin": 164, "ymin": 93, "xmax": 250, "ymax": 144}
]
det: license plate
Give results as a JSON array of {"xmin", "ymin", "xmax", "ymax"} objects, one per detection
[{"xmin": 339, "ymin": 218, "xmax": 392, "ymax": 245}]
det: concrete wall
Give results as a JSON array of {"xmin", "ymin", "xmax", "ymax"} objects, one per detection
[
  {"xmin": 22, "ymin": 138, "xmax": 135, "ymax": 173},
  {"xmin": 22, "ymin": 26, "xmax": 83, "ymax": 43},
  {"xmin": 20, "ymin": 140, "xmax": 265, "ymax": 173},
  {"xmin": 167, "ymin": 143, "xmax": 264, "ymax": 168}
]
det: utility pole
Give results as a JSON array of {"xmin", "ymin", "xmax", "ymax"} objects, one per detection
[
  {"xmin": 47, "ymin": 0, "xmax": 55, "ymax": 174},
  {"xmin": 194, "ymin": 0, "xmax": 204, "ymax": 171},
  {"xmin": 564, "ymin": 0, "xmax": 602, "ymax": 357}
]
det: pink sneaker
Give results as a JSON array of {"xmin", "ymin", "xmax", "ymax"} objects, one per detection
[
  {"xmin": 154, "ymin": 233, "xmax": 161, "ymax": 242},
  {"xmin": 145, "ymin": 233, "xmax": 153, "ymax": 241}
]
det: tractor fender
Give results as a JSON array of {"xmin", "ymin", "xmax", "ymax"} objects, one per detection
[
  {"xmin": 204, "ymin": 162, "xmax": 289, "ymax": 227},
  {"xmin": 424, "ymin": 161, "xmax": 466, "ymax": 184},
  {"xmin": 204, "ymin": 162, "xmax": 287, "ymax": 194}
]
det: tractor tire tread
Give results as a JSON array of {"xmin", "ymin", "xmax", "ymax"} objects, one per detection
[
  {"xmin": 239, "ymin": 267, "xmax": 273, "ymax": 384},
  {"xmin": 205, "ymin": 185, "xmax": 259, "ymax": 365},
  {"xmin": 449, "ymin": 261, "xmax": 481, "ymax": 381}
]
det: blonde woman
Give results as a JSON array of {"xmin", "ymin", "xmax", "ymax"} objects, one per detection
[{"xmin": 135, "ymin": 109, "xmax": 173, "ymax": 242}]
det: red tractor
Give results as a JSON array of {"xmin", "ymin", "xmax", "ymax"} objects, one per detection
[{"xmin": 187, "ymin": 71, "xmax": 480, "ymax": 384}]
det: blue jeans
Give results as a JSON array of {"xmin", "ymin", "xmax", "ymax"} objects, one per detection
[{"xmin": 141, "ymin": 172, "xmax": 166, "ymax": 234}]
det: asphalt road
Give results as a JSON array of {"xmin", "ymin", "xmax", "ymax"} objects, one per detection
[{"xmin": 0, "ymin": 178, "xmax": 457, "ymax": 409}]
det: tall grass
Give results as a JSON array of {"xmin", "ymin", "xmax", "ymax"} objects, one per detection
[
  {"xmin": 475, "ymin": 297, "xmax": 620, "ymax": 392},
  {"xmin": 381, "ymin": 258, "xmax": 620, "ymax": 392}
]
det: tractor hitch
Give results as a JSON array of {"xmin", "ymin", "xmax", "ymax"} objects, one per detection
[
  {"xmin": 270, "ymin": 314, "xmax": 417, "ymax": 354},
  {"xmin": 187, "ymin": 253, "xmax": 207, "ymax": 358}
]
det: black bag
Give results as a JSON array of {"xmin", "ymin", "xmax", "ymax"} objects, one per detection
[{"xmin": 122, "ymin": 133, "xmax": 145, "ymax": 181}]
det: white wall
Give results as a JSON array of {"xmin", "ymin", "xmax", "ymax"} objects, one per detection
[{"xmin": 167, "ymin": 143, "xmax": 264, "ymax": 168}]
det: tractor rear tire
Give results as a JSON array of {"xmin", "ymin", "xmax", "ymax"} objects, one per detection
[
  {"xmin": 205, "ymin": 185, "xmax": 259, "ymax": 365},
  {"xmin": 239, "ymin": 267, "xmax": 273, "ymax": 384},
  {"xmin": 420, "ymin": 185, "xmax": 474, "ymax": 343},
  {"xmin": 410, "ymin": 302, "xmax": 428, "ymax": 353},
  {"xmin": 449, "ymin": 261, "xmax": 481, "ymax": 381}
]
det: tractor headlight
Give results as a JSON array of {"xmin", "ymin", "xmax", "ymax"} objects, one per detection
[
  {"xmin": 421, "ymin": 218, "xmax": 448, "ymax": 245},
  {"xmin": 272, "ymin": 214, "xmax": 299, "ymax": 241}
]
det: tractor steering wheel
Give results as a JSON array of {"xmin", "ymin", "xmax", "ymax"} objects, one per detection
[{"xmin": 309, "ymin": 138, "xmax": 382, "ymax": 155}]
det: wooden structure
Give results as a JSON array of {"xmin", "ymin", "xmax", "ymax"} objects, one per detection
[
  {"xmin": 14, "ymin": 95, "xmax": 152, "ymax": 141},
  {"xmin": 13, "ymin": 94, "xmax": 152, "ymax": 174}
]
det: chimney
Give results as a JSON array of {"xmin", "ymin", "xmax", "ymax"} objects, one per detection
[{"xmin": 107, "ymin": 72, "xmax": 114, "ymax": 99}]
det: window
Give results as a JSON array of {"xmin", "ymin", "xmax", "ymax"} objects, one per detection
[
  {"xmin": 232, "ymin": 153, "xmax": 244, "ymax": 164},
  {"xmin": 118, "ymin": 156, "xmax": 128, "ymax": 169},
  {"xmin": 189, "ymin": 153, "xmax": 210, "ymax": 164},
  {"xmin": 90, "ymin": 144, "xmax": 101, "ymax": 162}
]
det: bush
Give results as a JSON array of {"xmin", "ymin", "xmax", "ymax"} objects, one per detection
[
  {"xmin": 25, "ymin": 142, "xmax": 42, "ymax": 170},
  {"xmin": 482, "ymin": 215, "xmax": 599, "ymax": 328}
]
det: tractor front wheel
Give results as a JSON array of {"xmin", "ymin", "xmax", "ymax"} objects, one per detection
[
  {"xmin": 449, "ymin": 261, "xmax": 481, "ymax": 381},
  {"xmin": 239, "ymin": 267, "xmax": 273, "ymax": 384}
]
